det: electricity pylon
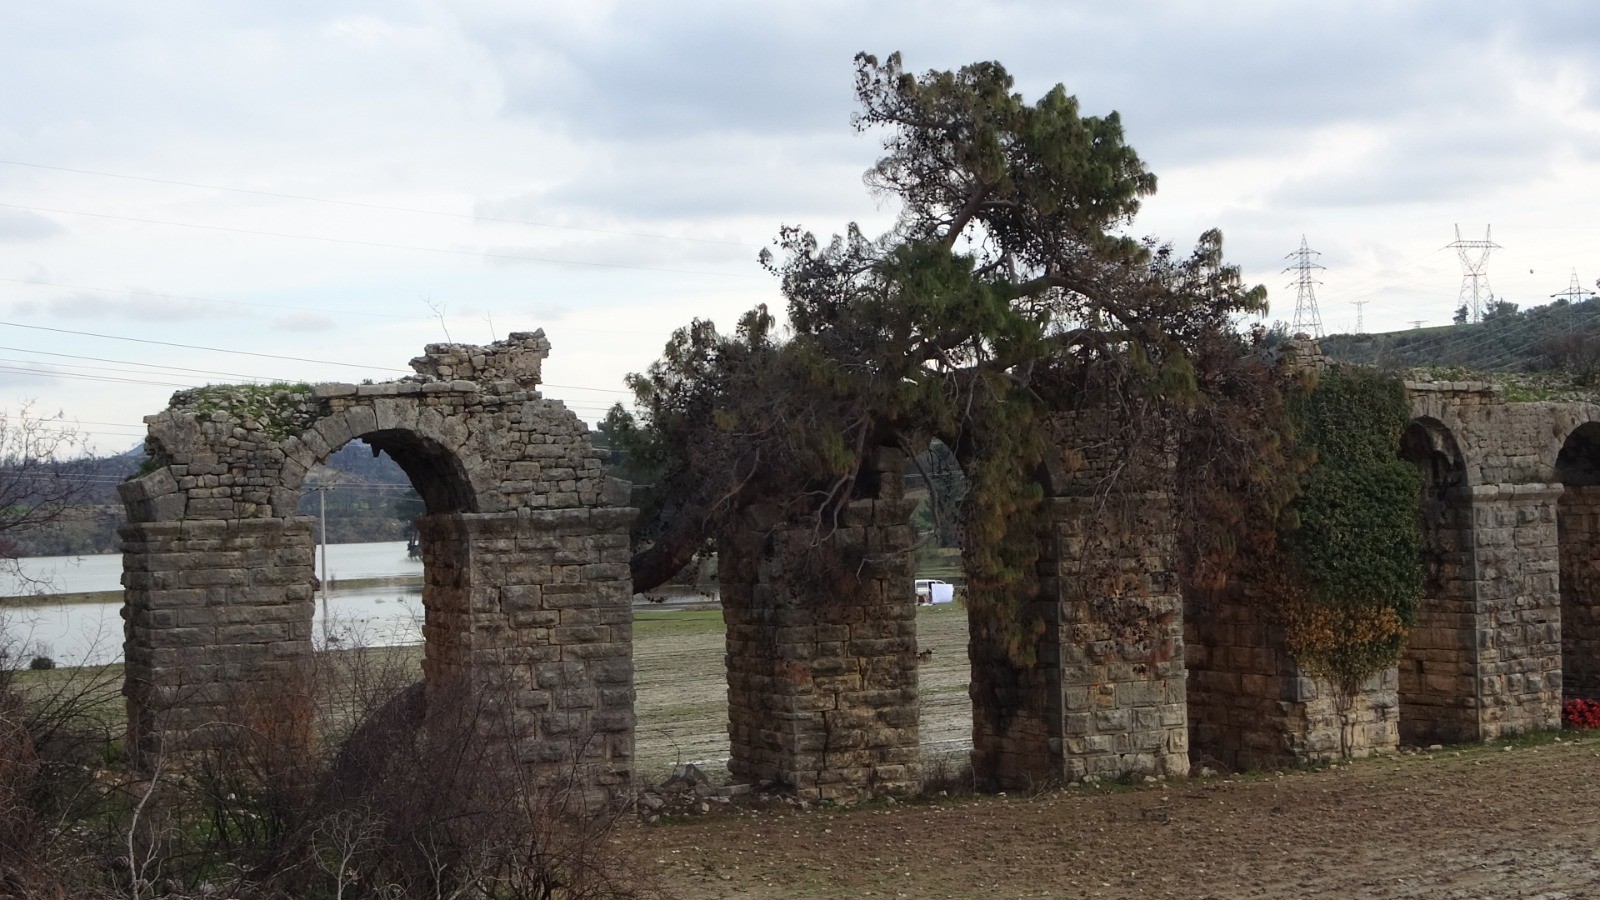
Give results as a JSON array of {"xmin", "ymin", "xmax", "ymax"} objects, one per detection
[
  {"xmin": 1283, "ymin": 236, "xmax": 1324, "ymax": 338},
  {"xmin": 1351, "ymin": 298, "xmax": 1369, "ymax": 334},
  {"xmin": 1551, "ymin": 269, "xmax": 1596, "ymax": 305},
  {"xmin": 1447, "ymin": 224, "xmax": 1500, "ymax": 323}
]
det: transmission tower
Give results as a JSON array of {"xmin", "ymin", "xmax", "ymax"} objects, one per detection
[
  {"xmin": 1351, "ymin": 299, "xmax": 1369, "ymax": 333},
  {"xmin": 1447, "ymin": 224, "xmax": 1500, "ymax": 323},
  {"xmin": 1551, "ymin": 269, "xmax": 1596, "ymax": 305},
  {"xmin": 1283, "ymin": 236, "xmax": 1325, "ymax": 338}
]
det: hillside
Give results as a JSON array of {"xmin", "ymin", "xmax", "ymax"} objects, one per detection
[
  {"xmin": 1320, "ymin": 296, "xmax": 1600, "ymax": 375},
  {"xmin": 5, "ymin": 441, "xmax": 421, "ymax": 557}
]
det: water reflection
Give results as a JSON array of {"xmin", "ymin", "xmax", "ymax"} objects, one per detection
[
  {"xmin": 4, "ymin": 584, "xmax": 425, "ymax": 667},
  {"xmin": 0, "ymin": 540, "xmax": 422, "ymax": 597}
]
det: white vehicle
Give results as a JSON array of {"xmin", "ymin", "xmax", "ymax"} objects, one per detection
[{"xmin": 914, "ymin": 578, "xmax": 955, "ymax": 605}]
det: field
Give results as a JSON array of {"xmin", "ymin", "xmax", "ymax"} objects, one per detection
[
  {"xmin": 632, "ymin": 604, "xmax": 1600, "ymax": 899},
  {"xmin": 632, "ymin": 601, "xmax": 973, "ymax": 778}
]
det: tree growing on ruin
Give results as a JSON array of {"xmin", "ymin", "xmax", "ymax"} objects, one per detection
[{"xmin": 617, "ymin": 52, "xmax": 1266, "ymax": 600}]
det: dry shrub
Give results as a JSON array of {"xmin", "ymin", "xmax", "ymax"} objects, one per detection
[{"xmin": 0, "ymin": 623, "xmax": 653, "ymax": 900}]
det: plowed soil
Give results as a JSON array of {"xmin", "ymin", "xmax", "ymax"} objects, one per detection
[
  {"xmin": 636, "ymin": 735, "xmax": 1600, "ymax": 899},
  {"xmin": 629, "ymin": 603, "xmax": 1600, "ymax": 899}
]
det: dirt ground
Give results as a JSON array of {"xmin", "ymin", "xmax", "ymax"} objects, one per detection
[
  {"xmin": 630, "ymin": 604, "xmax": 1600, "ymax": 899},
  {"xmin": 633, "ymin": 735, "xmax": 1600, "ymax": 899}
]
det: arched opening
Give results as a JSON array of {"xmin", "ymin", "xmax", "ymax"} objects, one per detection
[
  {"xmin": 359, "ymin": 429, "xmax": 477, "ymax": 515},
  {"xmin": 1396, "ymin": 417, "xmax": 1476, "ymax": 744},
  {"xmin": 297, "ymin": 430, "xmax": 473, "ymax": 651},
  {"xmin": 119, "ymin": 338, "xmax": 636, "ymax": 803},
  {"xmin": 1556, "ymin": 422, "xmax": 1600, "ymax": 702}
]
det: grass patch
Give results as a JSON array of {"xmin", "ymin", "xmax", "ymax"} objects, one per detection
[{"xmin": 633, "ymin": 607, "xmax": 725, "ymax": 639}]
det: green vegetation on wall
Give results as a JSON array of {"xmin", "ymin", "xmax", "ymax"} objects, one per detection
[{"xmin": 1276, "ymin": 367, "xmax": 1425, "ymax": 691}]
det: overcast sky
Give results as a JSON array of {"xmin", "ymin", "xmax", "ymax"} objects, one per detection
[{"xmin": 3, "ymin": 1, "xmax": 1598, "ymax": 454}]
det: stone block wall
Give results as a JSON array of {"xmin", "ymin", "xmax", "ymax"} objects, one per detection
[
  {"xmin": 121, "ymin": 517, "xmax": 315, "ymax": 763},
  {"xmin": 1186, "ymin": 589, "xmax": 1398, "ymax": 769},
  {"xmin": 1398, "ymin": 485, "xmax": 1482, "ymax": 745},
  {"xmin": 1560, "ymin": 484, "xmax": 1600, "ymax": 700},
  {"xmin": 968, "ymin": 482, "xmax": 1188, "ymax": 787},
  {"xmin": 721, "ymin": 453, "xmax": 921, "ymax": 801},
  {"xmin": 416, "ymin": 509, "xmax": 635, "ymax": 800},
  {"xmin": 119, "ymin": 332, "xmax": 637, "ymax": 805},
  {"xmin": 1049, "ymin": 492, "xmax": 1189, "ymax": 781},
  {"xmin": 1468, "ymin": 483, "xmax": 1563, "ymax": 737}
]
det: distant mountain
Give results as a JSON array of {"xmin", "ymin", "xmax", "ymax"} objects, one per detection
[
  {"xmin": 5, "ymin": 440, "xmax": 422, "ymax": 557},
  {"xmin": 295, "ymin": 444, "xmax": 422, "ymax": 544}
]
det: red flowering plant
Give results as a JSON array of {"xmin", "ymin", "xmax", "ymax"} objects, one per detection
[{"xmin": 1563, "ymin": 698, "xmax": 1600, "ymax": 730}]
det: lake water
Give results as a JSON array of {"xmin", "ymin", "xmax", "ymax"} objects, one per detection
[{"xmin": 1, "ymin": 541, "xmax": 425, "ymax": 666}]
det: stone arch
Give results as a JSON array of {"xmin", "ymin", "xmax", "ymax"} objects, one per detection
[
  {"xmin": 1556, "ymin": 421, "xmax": 1600, "ymax": 702},
  {"xmin": 1397, "ymin": 416, "xmax": 1480, "ymax": 744},
  {"xmin": 278, "ymin": 421, "xmax": 482, "ymax": 517},
  {"xmin": 117, "ymin": 332, "xmax": 636, "ymax": 805}
]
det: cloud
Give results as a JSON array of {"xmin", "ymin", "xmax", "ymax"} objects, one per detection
[
  {"xmin": 271, "ymin": 310, "xmax": 336, "ymax": 332},
  {"xmin": 7, "ymin": 289, "xmax": 251, "ymax": 324},
  {"xmin": 0, "ymin": 208, "xmax": 64, "ymax": 241}
]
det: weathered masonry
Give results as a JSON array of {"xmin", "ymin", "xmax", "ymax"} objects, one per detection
[
  {"xmin": 718, "ymin": 414, "xmax": 1188, "ymax": 801},
  {"xmin": 120, "ymin": 332, "xmax": 1600, "ymax": 803},
  {"xmin": 1187, "ymin": 357, "xmax": 1600, "ymax": 770},
  {"xmin": 717, "ymin": 351, "xmax": 1600, "ymax": 795},
  {"xmin": 119, "ymin": 332, "xmax": 635, "ymax": 803}
]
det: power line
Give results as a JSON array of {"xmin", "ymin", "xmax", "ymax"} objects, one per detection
[
  {"xmin": 0, "ymin": 276, "xmax": 413, "ymax": 322},
  {"xmin": 1351, "ymin": 299, "xmax": 1369, "ymax": 334},
  {"xmin": 0, "ymin": 363, "xmax": 190, "ymax": 388},
  {"xmin": 0, "ymin": 320, "xmax": 409, "ymax": 373},
  {"xmin": 0, "ymin": 202, "xmax": 765, "ymax": 280},
  {"xmin": 0, "ymin": 345, "xmax": 284, "ymax": 382},
  {"xmin": 0, "ymin": 158, "xmax": 759, "ymax": 249}
]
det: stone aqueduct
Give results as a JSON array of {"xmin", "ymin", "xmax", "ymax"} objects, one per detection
[{"xmin": 116, "ymin": 333, "xmax": 1600, "ymax": 802}]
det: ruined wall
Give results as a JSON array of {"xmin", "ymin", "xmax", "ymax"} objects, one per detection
[
  {"xmin": 1184, "ymin": 367, "xmax": 1572, "ymax": 767},
  {"xmin": 416, "ymin": 509, "xmax": 634, "ymax": 799},
  {"xmin": 968, "ymin": 413, "xmax": 1187, "ymax": 789},
  {"xmin": 1186, "ymin": 589, "xmax": 1397, "ymax": 770},
  {"xmin": 119, "ymin": 332, "xmax": 636, "ymax": 801},
  {"xmin": 1560, "ymin": 484, "xmax": 1600, "ymax": 700},
  {"xmin": 720, "ymin": 449, "xmax": 921, "ymax": 801},
  {"xmin": 1465, "ymin": 483, "xmax": 1563, "ymax": 737},
  {"xmin": 1398, "ymin": 484, "xmax": 1482, "ymax": 745},
  {"xmin": 121, "ymin": 517, "xmax": 315, "ymax": 760},
  {"xmin": 1395, "ymin": 379, "xmax": 1570, "ymax": 737}
]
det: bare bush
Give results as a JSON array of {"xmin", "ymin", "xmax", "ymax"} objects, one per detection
[{"xmin": 0, "ymin": 615, "xmax": 652, "ymax": 899}]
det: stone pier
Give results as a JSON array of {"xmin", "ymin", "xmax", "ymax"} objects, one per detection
[
  {"xmin": 720, "ymin": 449, "xmax": 921, "ymax": 801},
  {"xmin": 969, "ymin": 415, "xmax": 1188, "ymax": 789}
]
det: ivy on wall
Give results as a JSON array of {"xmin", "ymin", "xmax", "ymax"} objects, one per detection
[{"xmin": 1276, "ymin": 367, "xmax": 1425, "ymax": 691}]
